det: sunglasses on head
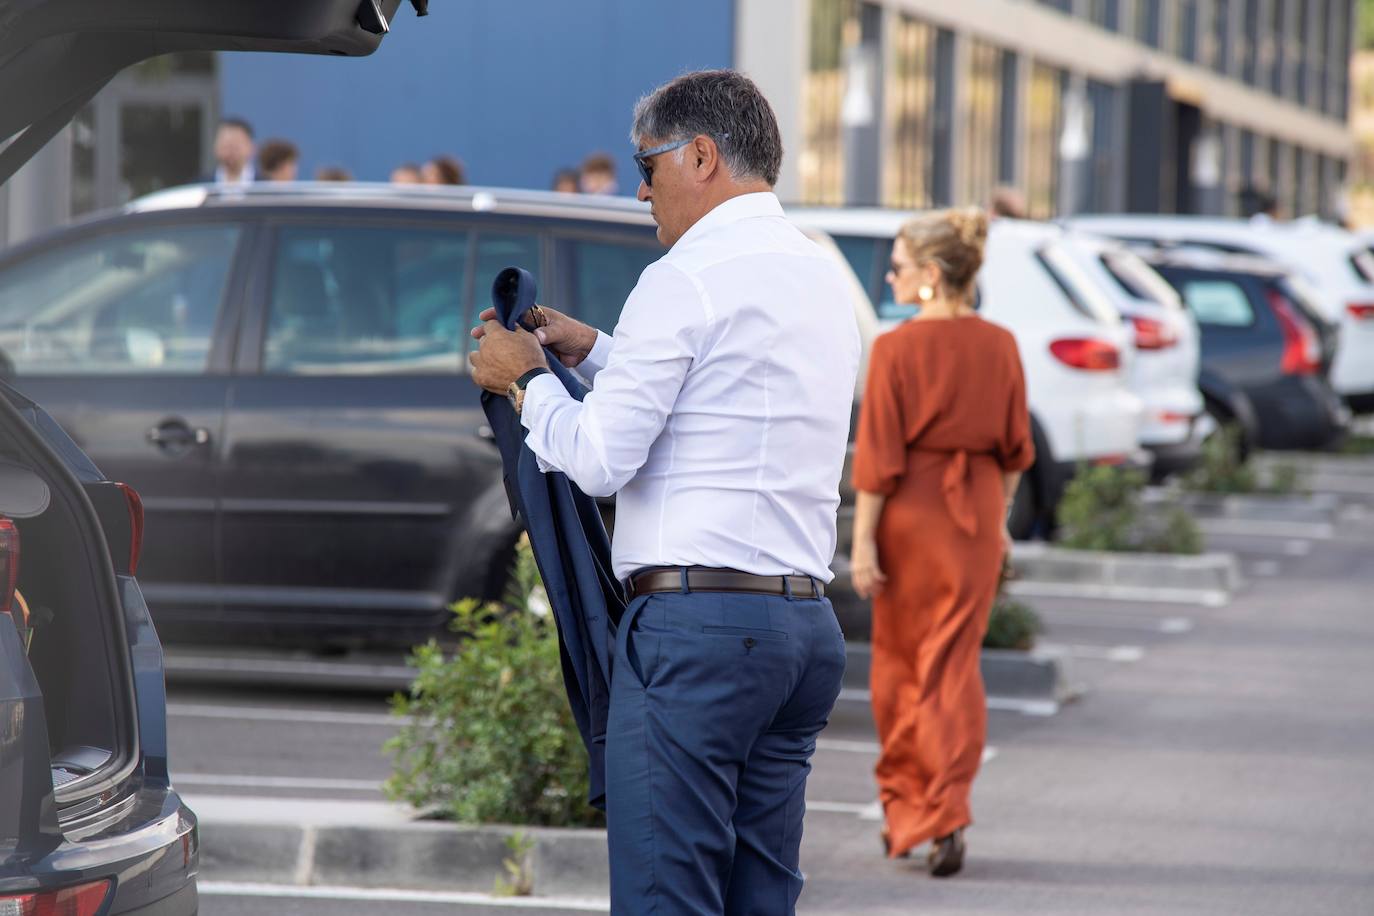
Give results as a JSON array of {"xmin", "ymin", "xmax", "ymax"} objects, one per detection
[{"xmin": 633, "ymin": 134, "xmax": 729, "ymax": 188}]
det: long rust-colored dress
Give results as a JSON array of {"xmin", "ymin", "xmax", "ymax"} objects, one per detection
[{"xmin": 852, "ymin": 315, "xmax": 1034, "ymax": 859}]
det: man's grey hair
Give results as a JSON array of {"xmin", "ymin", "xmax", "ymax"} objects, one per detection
[{"xmin": 631, "ymin": 69, "xmax": 783, "ymax": 187}]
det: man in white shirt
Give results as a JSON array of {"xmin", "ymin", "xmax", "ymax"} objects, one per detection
[{"xmin": 472, "ymin": 69, "xmax": 860, "ymax": 915}]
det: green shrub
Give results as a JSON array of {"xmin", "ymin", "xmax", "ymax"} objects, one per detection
[
  {"xmin": 1340, "ymin": 434, "xmax": 1374, "ymax": 456},
  {"xmin": 384, "ymin": 539, "xmax": 603, "ymax": 828},
  {"xmin": 1057, "ymin": 464, "xmax": 1203, "ymax": 555},
  {"xmin": 1184, "ymin": 425, "xmax": 1304, "ymax": 495},
  {"xmin": 983, "ymin": 598, "xmax": 1041, "ymax": 651}
]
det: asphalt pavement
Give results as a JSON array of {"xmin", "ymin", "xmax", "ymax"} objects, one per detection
[{"xmin": 184, "ymin": 496, "xmax": 1374, "ymax": 915}]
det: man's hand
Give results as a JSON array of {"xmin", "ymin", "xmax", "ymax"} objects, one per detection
[
  {"xmin": 471, "ymin": 304, "xmax": 598, "ymax": 368},
  {"xmin": 470, "ymin": 320, "xmax": 548, "ymax": 395}
]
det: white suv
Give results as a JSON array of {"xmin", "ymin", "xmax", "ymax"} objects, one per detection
[
  {"xmin": 1070, "ymin": 215, "xmax": 1374, "ymax": 414},
  {"xmin": 789, "ymin": 208, "xmax": 1148, "ymax": 537}
]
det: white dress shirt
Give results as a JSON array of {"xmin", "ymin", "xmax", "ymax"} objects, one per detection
[{"xmin": 520, "ymin": 192, "xmax": 861, "ymax": 582}]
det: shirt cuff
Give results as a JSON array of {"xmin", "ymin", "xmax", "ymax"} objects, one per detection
[
  {"xmin": 519, "ymin": 371, "xmax": 570, "ymax": 473},
  {"xmin": 578, "ymin": 331, "xmax": 613, "ymax": 380}
]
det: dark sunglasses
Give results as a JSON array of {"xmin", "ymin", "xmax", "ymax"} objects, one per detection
[{"xmin": 633, "ymin": 134, "xmax": 729, "ymax": 188}]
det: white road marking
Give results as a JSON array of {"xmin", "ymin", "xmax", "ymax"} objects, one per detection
[
  {"xmin": 1195, "ymin": 518, "xmax": 1334, "ymax": 540},
  {"xmin": 1160, "ymin": 617, "xmax": 1195, "ymax": 634},
  {"xmin": 816, "ymin": 737, "xmax": 881, "ymax": 754},
  {"xmin": 167, "ymin": 703, "xmax": 403, "ymax": 727},
  {"xmin": 1285, "ymin": 539, "xmax": 1313, "ymax": 557},
  {"xmin": 1037, "ymin": 607, "xmax": 1195, "ymax": 634},
  {"xmin": 1055, "ymin": 644, "xmax": 1145, "ymax": 663},
  {"xmin": 174, "ymin": 773, "xmax": 383, "ymax": 792},
  {"xmin": 196, "ymin": 881, "xmax": 609, "ymax": 911},
  {"xmin": 1250, "ymin": 560, "xmax": 1281, "ymax": 577}
]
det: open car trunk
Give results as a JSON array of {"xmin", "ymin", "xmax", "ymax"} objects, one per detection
[
  {"xmin": 0, "ymin": 0, "xmax": 423, "ymax": 185},
  {"xmin": 0, "ymin": 383, "xmax": 146, "ymax": 856}
]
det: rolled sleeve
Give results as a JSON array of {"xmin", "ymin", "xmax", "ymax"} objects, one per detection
[
  {"xmin": 519, "ymin": 263, "xmax": 703, "ymax": 497},
  {"xmin": 851, "ymin": 335, "xmax": 908, "ymax": 497}
]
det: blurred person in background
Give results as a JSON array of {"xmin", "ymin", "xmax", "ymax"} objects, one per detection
[
  {"xmin": 209, "ymin": 117, "xmax": 256, "ymax": 186},
  {"xmin": 989, "ymin": 185, "xmax": 1027, "ymax": 220},
  {"xmin": 422, "ymin": 154, "xmax": 466, "ymax": 185},
  {"xmin": 849, "ymin": 208, "xmax": 1034, "ymax": 877},
  {"xmin": 391, "ymin": 162, "xmax": 423, "ymax": 184},
  {"xmin": 257, "ymin": 139, "xmax": 299, "ymax": 181},
  {"xmin": 315, "ymin": 165, "xmax": 353, "ymax": 181},
  {"xmin": 578, "ymin": 152, "xmax": 618, "ymax": 194},
  {"xmin": 552, "ymin": 167, "xmax": 580, "ymax": 193}
]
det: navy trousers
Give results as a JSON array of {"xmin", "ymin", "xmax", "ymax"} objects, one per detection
[{"xmin": 606, "ymin": 588, "xmax": 846, "ymax": 915}]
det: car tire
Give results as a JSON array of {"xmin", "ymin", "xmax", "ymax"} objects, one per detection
[{"xmin": 1006, "ymin": 470, "xmax": 1038, "ymax": 541}]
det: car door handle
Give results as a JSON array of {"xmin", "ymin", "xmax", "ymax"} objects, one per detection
[{"xmin": 147, "ymin": 421, "xmax": 211, "ymax": 450}]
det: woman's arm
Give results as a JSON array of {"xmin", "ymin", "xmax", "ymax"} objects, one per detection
[
  {"xmin": 1001, "ymin": 471, "xmax": 1022, "ymax": 550},
  {"xmin": 850, "ymin": 489, "xmax": 888, "ymax": 599}
]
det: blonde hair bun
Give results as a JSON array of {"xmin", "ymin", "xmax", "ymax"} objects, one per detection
[{"xmin": 896, "ymin": 207, "xmax": 989, "ymax": 296}]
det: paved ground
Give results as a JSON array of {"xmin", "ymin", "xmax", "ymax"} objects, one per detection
[{"xmin": 187, "ymin": 501, "xmax": 1374, "ymax": 914}]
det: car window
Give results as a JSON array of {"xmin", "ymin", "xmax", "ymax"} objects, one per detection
[
  {"xmin": 472, "ymin": 231, "xmax": 541, "ymax": 321},
  {"xmin": 1101, "ymin": 251, "xmax": 1183, "ymax": 311},
  {"xmin": 0, "ymin": 224, "xmax": 240, "ymax": 375},
  {"xmin": 1179, "ymin": 279, "xmax": 1255, "ymax": 327},
  {"xmin": 833, "ymin": 234, "xmax": 911, "ymax": 322},
  {"xmin": 1037, "ymin": 243, "xmax": 1121, "ymax": 325},
  {"xmin": 265, "ymin": 225, "xmax": 469, "ymax": 374},
  {"xmin": 556, "ymin": 237, "xmax": 661, "ymax": 333}
]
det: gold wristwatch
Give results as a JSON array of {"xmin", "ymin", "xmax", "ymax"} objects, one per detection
[{"xmin": 507, "ymin": 366, "xmax": 551, "ymax": 414}]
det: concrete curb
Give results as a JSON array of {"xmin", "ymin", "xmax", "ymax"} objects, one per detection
[
  {"xmin": 1142, "ymin": 489, "xmax": 1339, "ymax": 539},
  {"xmin": 1004, "ymin": 543, "xmax": 1241, "ymax": 607},
  {"xmin": 195, "ymin": 797, "xmax": 611, "ymax": 899}
]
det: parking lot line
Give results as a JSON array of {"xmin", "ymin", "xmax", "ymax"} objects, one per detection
[
  {"xmin": 1195, "ymin": 518, "xmax": 1334, "ymax": 540},
  {"xmin": 167, "ymin": 702, "xmax": 401, "ymax": 727},
  {"xmin": 835, "ymin": 688, "xmax": 1058, "ymax": 717},
  {"xmin": 1036, "ymin": 606, "xmax": 1196, "ymax": 634},
  {"xmin": 196, "ymin": 881, "xmax": 610, "ymax": 911},
  {"xmin": 1050, "ymin": 644, "xmax": 1146, "ymax": 662}
]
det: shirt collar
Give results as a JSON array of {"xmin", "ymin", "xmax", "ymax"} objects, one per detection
[{"xmin": 672, "ymin": 192, "xmax": 784, "ymax": 249}]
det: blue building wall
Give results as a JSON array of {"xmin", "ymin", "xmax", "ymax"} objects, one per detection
[{"xmin": 220, "ymin": 2, "xmax": 736, "ymax": 191}]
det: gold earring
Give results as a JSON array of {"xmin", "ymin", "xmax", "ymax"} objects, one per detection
[{"xmin": 918, "ymin": 285, "xmax": 935, "ymax": 303}]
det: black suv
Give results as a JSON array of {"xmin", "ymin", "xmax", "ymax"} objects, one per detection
[{"xmin": 1145, "ymin": 248, "xmax": 1348, "ymax": 451}]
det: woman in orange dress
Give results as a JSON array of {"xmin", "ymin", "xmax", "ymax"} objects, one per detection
[{"xmin": 850, "ymin": 208, "xmax": 1034, "ymax": 876}]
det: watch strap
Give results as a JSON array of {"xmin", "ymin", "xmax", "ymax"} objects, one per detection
[{"xmin": 514, "ymin": 366, "xmax": 551, "ymax": 391}]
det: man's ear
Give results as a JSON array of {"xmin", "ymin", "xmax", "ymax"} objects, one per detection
[{"xmin": 693, "ymin": 135, "xmax": 720, "ymax": 183}]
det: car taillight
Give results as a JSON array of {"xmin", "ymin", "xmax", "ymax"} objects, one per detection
[
  {"xmin": 1049, "ymin": 338, "xmax": 1121, "ymax": 371},
  {"xmin": 0, "ymin": 517, "xmax": 17, "ymax": 619},
  {"xmin": 1130, "ymin": 316, "xmax": 1178, "ymax": 350},
  {"xmin": 1268, "ymin": 289, "xmax": 1321, "ymax": 375},
  {"xmin": 115, "ymin": 483, "xmax": 144, "ymax": 575},
  {"xmin": 1347, "ymin": 303, "xmax": 1374, "ymax": 320},
  {"xmin": 0, "ymin": 879, "xmax": 113, "ymax": 916}
]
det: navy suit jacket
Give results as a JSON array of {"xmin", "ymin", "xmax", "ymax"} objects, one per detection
[{"xmin": 480, "ymin": 267, "xmax": 623, "ymax": 810}]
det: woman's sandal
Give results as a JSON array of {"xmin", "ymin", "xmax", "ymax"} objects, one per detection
[{"xmin": 927, "ymin": 828, "xmax": 966, "ymax": 877}]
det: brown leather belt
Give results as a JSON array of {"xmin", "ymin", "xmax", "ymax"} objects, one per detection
[{"xmin": 626, "ymin": 566, "xmax": 824, "ymax": 600}]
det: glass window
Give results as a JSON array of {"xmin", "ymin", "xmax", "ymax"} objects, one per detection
[
  {"xmin": 1180, "ymin": 279, "xmax": 1255, "ymax": 326},
  {"xmin": 1037, "ymin": 243, "xmax": 1120, "ymax": 325},
  {"xmin": 0, "ymin": 224, "xmax": 241, "ymax": 375},
  {"xmin": 882, "ymin": 15, "xmax": 937, "ymax": 208},
  {"xmin": 473, "ymin": 232, "xmax": 541, "ymax": 317},
  {"xmin": 960, "ymin": 40, "xmax": 1004, "ymax": 211},
  {"xmin": 802, "ymin": 0, "xmax": 858, "ymax": 205},
  {"xmin": 1101, "ymin": 252, "xmax": 1183, "ymax": 310},
  {"xmin": 264, "ymin": 225, "xmax": 471, "ymax": 375},
  {"xmin": 1026, "ymin": 64, "xmax": 1064, "ymax": 219},
  {"xmin": 1136, "ymin": 0, "xmax": 1163, "ymax": 48},
  {"xmin": 556, "ymin": 237, "xmax": 661, "ymax": 333}
]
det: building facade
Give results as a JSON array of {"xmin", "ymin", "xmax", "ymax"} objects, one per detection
[
  {"xmin": 0, "ymin": 1, "xmax": 1356, "ymax": 247},
  {"xmin": 748, "ymin": 0, "xmax": 1356, "ymax": 219}
]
